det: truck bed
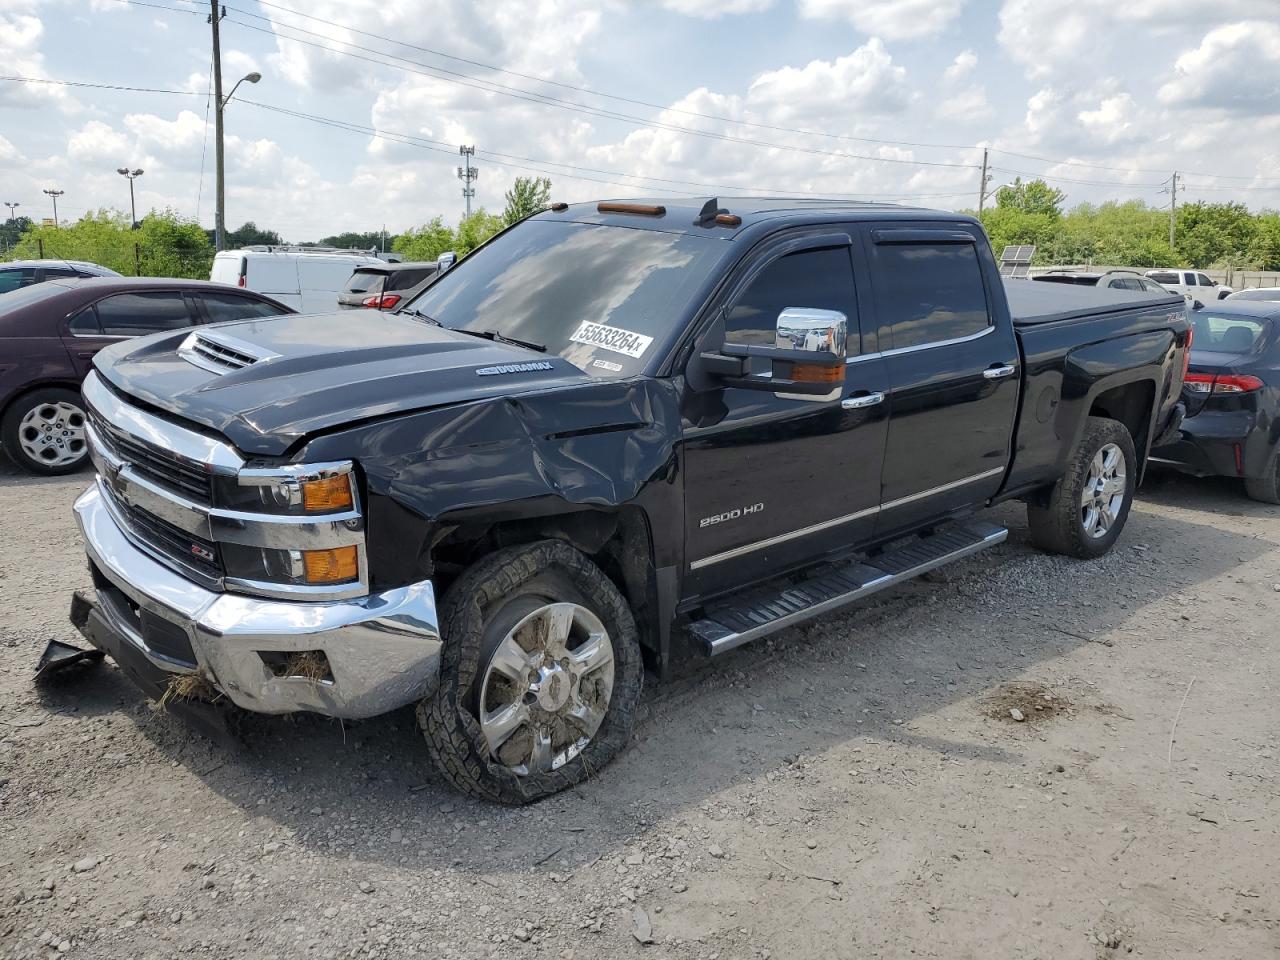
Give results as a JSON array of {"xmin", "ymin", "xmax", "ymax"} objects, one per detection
[{"xmin": 1004, "ymin": 278, "xmax": 1183, "ymax": 326}]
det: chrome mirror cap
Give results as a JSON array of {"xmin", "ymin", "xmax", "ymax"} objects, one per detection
[{"xmin": 775, "ymin": 307, "xmax": 847, "ymax": 359}]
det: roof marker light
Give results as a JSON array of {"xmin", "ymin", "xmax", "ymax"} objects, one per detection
[{"xmin": 597, "ymin": 202, "xmax": 666, "ymax": 216}]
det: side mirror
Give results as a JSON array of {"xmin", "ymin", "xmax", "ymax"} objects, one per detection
[
  {"xmin": 699, "ymin": 307, "xmax": 847, "ymax": 398},
  {"xmin": 436, "ymin": 251, "xmax": 457, "ymax": 272}
]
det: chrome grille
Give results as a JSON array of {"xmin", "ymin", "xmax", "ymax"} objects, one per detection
[
  {"xmin": 107, "ymin": 491, "xmax": 224, "ymax": 589},
  {"xmin": 89, "ymin": 411, "xmax": 213, "ymax": 503}
]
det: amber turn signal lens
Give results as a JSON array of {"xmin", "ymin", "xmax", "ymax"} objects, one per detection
[
  {"xmin": 791, "ymin": 363, "xmax": 844, "ymax": 383},
  {"xmin": 301, "ymin": 474, "xmax": 353, "ymax": 512},
  {"xmin": 302, "ymin": 546, "xmax": 359, "ymax": 584}
]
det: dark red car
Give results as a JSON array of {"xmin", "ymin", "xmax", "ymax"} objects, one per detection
[{"xmin": 0, "ymin": 277, "xmax": 293, "ymax": 474}]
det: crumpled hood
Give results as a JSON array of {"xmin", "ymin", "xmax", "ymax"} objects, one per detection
[{"xmin": 92, "ymin": 310, "xmax": 592, "ymax": 456}]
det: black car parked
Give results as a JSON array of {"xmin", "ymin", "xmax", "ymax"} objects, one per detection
[
  {"xmin": 1152, "ymin": 300, "xmax": 1280, "ymax": 502},
  {"xmin": 0, "ymin": 277, "xmax": 293, "ymax": 475},
  {"xmin": 337, "ymin": 261, "xmax": 439, "ymax": 310}
]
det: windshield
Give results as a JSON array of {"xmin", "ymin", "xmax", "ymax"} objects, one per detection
[
  {"xmin": 404, "ymin": 220, "xmax": 727, "ymax": 377},
  {"xmin": 1190, "ymin": 312, "xmax": 1270, "ymax": 354},
  {"xmin": 1230, "ymin": 289, "xmax": 1280, "ymax": 302},
  {"xmin": 0, "ymin": 280, "xmax": 71, "ymax": 316}
]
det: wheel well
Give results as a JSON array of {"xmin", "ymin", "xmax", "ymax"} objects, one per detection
[
  {"xmin": 428, "ymin": 507, "xmax": 661, "ymax": 660},
  {"xmin": 1088, "ymin": 380, "xmax": 1155, "ymax": 452},
  {"xmin": 2, "ymin": 382, "xmax": 83, "ymax": 423}
]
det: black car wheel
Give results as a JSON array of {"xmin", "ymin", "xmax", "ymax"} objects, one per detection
[
  {"xmin": 1244, "ymin": 452, "xmax": 1280, "ymax": 504},
  {"xmin": 2, "ymin": 387, "xmax": 91, "ymax": 475}
]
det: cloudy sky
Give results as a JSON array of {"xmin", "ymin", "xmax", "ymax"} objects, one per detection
[{"xmin": 2, "ymin": 0, "xmax": 1278, "ymax": 241}]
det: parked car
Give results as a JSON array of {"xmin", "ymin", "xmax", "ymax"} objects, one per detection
[
  {"xmin": 337, "ymin": 261, "xmax": 439, "ymax": 310},
  {"xmin": 1225, "ymin": 288, "xmax": 1280, "ymax": 303},
  {"xmin": 0, "ymin": 259, "xmax": 120, "ymax": 293},
  {"xmin": 210, "ymin": 247, "xmax": 383, "ymax": 313},
  {"xmin": 66, "ymin": 198, "xmax": 1188, "ymax": 802},
  {"xmin": 1145, "ymin": 269, "xmax": 1233, "ymax": 303},
  {"xmin": 0, "ymin": 277, "xmax": 292, "ymax": 475},
  {"xmin": 1032, "ymin": 269, "xmax": 1170, "ymax": 294},
  {"xmin": 1151, "ymin": 300, "xmax": 1280, "ymax": 502}
]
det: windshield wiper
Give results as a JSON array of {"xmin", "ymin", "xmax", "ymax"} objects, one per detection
[
  {"xmin": 451, "ymin": 327, "xmax": 547, "ymax": 353},
  {"xmin": 404, "ymin": 307, "xmax": 441, "ymax": 326}
]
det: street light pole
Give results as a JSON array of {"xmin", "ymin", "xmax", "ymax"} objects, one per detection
[
  {"xmin": 116, "ymin": 168, "xmax": 144, "ymax": 227},
  {"xmin": 43, "ymin": 188, "xmax": 64, "ymax": 227},
  {"xmin": 3, "ymin": 201, "xmax": 18, "ymax": 223}
]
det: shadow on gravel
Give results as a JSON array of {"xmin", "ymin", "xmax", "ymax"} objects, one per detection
[{"xmin": 30, "ymin": 479, "xmax": 1275, "ymax": 880}]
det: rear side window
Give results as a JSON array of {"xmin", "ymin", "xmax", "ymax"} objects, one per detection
[
  {"xmin": 0, "ymin": 268, "xmax": 36, "ymax": 293},
  {"xmin": 196, "ymin": 292, "xmax": 288, "ymax": 325},
  {"xmin": 94, "ymin": 291, "xmax": 195, "ymax": 336},
  {"xmin": 1190, "ymin": 313, "xmax": 1269, "ymax": 354},
  {"xmin": 386, "ymin": 267, "xmax": 436, "ymax": 291},
  {"xmin": 726, "ymin": 247, "xmax": 858, "ymax": 351},
  {"xmin": 1147, "ymin": 272, "xmax": 1178, "ymax": 285},
  {"xmin": 68, "ymin": 307, "xmax": 101, "ymax": 335},
  {"xmin": 870, "ymin": 241, "xmax": 990, "ymax": 350},
  {"xmin": 344, "ymin": 270, "xmax": 386, "ymax": 295}
]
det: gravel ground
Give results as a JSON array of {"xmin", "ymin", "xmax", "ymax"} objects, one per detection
[{"xmin": 1, "ymin": 460, "xmax": 1277, "ymax": 959}]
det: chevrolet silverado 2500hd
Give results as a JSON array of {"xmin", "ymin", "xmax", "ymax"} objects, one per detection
[{"xmin": 68, "ymin": 199, "xmax": 1189, "ymax": 803}]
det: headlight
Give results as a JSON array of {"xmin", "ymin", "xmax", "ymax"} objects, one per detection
[{"xmin": 213, "ymin": 461, "xmax": 358, "ymax": 515}]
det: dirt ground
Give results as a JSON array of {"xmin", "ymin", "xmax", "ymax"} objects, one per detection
[{"xmin": 1, "ymin": 460, "xmax": 1277, "ymax": 960}]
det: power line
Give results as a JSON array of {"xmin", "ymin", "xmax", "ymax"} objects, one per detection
[
  {"xmin": 0, "ymin": 75, "xmax": 207, "ymax": 96},
  {"xmin": 239, "ymin": 99, "xmax": 975, "ymax": 201},
  {"xmin": 220, "ymin": 13, "xmax": 979, "ymax": 172}
]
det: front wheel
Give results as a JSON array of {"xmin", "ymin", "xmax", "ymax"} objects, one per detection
[
  {"xmin": 417, "ymin": 540, "xmax": 643, "ymax": 804},
  {"xmin": 1028, "ymin": 416, "xmax": 1137, "ymax": 558}
]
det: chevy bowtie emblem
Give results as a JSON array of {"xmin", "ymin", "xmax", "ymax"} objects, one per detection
[{"xmin": 476, "ymin": 361, "xmax": 555, "ymax": 376}]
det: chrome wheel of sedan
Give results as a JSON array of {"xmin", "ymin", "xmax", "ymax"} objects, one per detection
[
  {"xmin": 1081, "ymin": 442, "xmax": 1127, "ymax": 539},
  {"xmin": 18, "ymin": 400, "xmax": 87, "ymax": 469},
  {"xmin": 477, "ymin": 602, "xmax": 616, "ymax": 776}
]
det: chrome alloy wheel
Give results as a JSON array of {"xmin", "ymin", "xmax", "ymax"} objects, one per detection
[
  {"xmin": 1081, "ymin": 442, "xmax": 1127, "ymax": 539},
  {"xmin": 18, "ymin": 400, "xmax": 87, "ymax": 468},
  {"xmin": 478, "ymin": 602, "xmax": 615, "ymax": 776}
]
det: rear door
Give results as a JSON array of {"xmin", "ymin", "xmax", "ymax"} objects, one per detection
[
  {"xmin": 62, "ymin": 290, "xmax": 199, "ymax": 377},
  {"xmin": 860, "ymin": 224, "xmax": 1019, "ymax": 533}
]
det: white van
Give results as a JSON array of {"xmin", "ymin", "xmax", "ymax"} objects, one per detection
[{"xmin": 210, "ymin": 248, "xmax": 384, "ymax": 313}]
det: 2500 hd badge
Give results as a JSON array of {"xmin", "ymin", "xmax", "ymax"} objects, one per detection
[{"xmin": 699, "ymin": 502, "xmax": 765, "ymax": 527}]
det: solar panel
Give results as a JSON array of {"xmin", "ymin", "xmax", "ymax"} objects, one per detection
[{"xmin": 999, "ymin": 244, "xmax": 1036, "ymax": 278}]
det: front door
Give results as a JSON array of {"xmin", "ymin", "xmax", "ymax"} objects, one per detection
[
  {"xmin": 859, "ymin": 225, "xmax": 1020, "ymax": 533},
  {"xmin": 681, "ymin": 232, "xmax": 890, "ymax": 599}
]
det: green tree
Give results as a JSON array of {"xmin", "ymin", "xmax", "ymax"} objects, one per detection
[
  {"xmin": 994, "ymin": 178, "xmax": 1067, "ymax": 217},
  {"xmin": 10, "ymin": 208, "xmax": 213, "ymax": 278},
  {"xmin": 1175, "ymin": 201, "xmax": 1259, "ymax": 268},
  {"xmin": 501, "ymin": 176, "xmax": 552, "ymax": 226},
  {"xmin": 318, "ymin": 230, "xmax": 389, "ymax": 250},
  {"xmin": 0, "ymin": 215, "xmax": 35, "ymax": 254},
  {"xmin": 393, "ymin": 216, "xmax": 455, "ymax": 262},
  {"xmin": 455, "ymin": 209, "xmax": 505, "ymax": 255}
]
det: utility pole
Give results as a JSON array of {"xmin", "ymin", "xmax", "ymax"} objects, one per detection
[
  {"xmin": 211, "ymin": 0, "xmax": 226, "ymax": 251},
  {"xmin": 977, "ymin": 147, "xmax": 991, "ymax": 214},
  {"xmin": 1168, "ymin": 171, "xmax": 1179, "ymax": 249},
  {"xmin": 457, "ymin": 145, "xmax": 477, "ymax": 219},
  {"xmin": 43, "ymin": 188, "xmax": 63, "ymax": 227}
]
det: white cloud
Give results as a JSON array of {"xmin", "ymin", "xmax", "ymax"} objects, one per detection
[
  {"xmin": 798, "ymin": 0, "xmax": 965, "ymax": 40},
  {"xmin": 998, "ymin": 0, "xmax": 1278, "ymax": 78},
  {"xmin": 661, "ymin": 0, "xmax": 774, "ymax": 16},
  {"xmin": 746, "ymin": 39, "xmax": 910, "ymax": 121},
  {"xmin": 1077, "ymin": 93, "xmax": 1141, "ymax": 144},
  {"xmin": 0, "ymin": 12, "xmax": 74, "ymax": 111},
  {"xmin": 124, "ymin": 110, "xmax": 207, "ymax": 153},
  {"xmin": 1158, "ymin": 21, "xmax": 1280, "ymax": 113},
  {"xmin": 943, "ymin": 49, "xmax": 978, "ymax": 83},
  {"xmin": 66, "ymin": 120, "xmax": 131, "ymax": 163},
  {"xmin": 0, "ymin": 134, "xmax": 22, "ymax": 164}
]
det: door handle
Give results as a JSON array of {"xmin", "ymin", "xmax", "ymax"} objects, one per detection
[
  {"xmin": 983, "ymin": 364, "xmax": 1017, "ymax": 380},
  {"xmin": 841, "ymin": 391, "xmax": 884, "ymax": 410}
]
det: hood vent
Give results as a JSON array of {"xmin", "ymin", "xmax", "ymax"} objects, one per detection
[{"xmin": 179, "ymin": 330, "xmax": 280, "ymax": 375}]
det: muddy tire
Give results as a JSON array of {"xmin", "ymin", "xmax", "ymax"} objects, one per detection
[
  {"xmin": 1244, "ymin": 451, "xmax": 1280, "ymax": 504},
  {"xmin": 1028, "ymin": 416, "xmax": 1137, "ymax": 558},
  {"xmin": 417, "ymin": 540, "xmax": 643, "ymax": 804}
]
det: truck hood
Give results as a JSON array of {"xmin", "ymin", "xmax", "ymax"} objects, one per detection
[{"xmin": 93, "ymin": 310, "xmax": 593, "ymax": 456}]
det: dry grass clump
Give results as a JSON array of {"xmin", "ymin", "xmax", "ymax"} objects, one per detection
[
  {"xmin": 281, "ymin": 650, "xmax": 331, "ymax": 682},
  {"xmin": 157, "ymin": 673, "xmax": 220, "ymax": 711}
]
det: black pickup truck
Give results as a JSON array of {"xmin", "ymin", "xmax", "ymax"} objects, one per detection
[{"xmin": 66, "ymin": 199, "xmax": 1189, "ymax": 803}]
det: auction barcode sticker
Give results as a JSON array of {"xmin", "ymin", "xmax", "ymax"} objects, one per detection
[{"xmin": 569, "ymin": 321, "xmax": 653, "ymax": 359}]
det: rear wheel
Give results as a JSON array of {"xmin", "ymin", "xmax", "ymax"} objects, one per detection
[
  {"xmin": 417, "ymin": 540, "xmax": 643, "ymax": 804},
  {"xmin": 1028, "ymin": 416, "xmax": 1137, "ymax": 558},
  {"xmin": 1244, "ymin": 452, "xmax": 1280, "ymax": 504},
  {"xmin": 1, "ymin": 387, "xmax": 90, "ymax": 475}
]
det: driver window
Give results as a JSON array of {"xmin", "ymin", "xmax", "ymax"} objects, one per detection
[{"xmin": 725, "ymin": 246, "xmax": 859, "ymax": 355}]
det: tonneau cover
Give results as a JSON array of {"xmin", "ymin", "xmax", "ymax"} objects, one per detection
[{"xmin": 1004, "ymin": 278, "xmax": 1183, "ymax": 326}]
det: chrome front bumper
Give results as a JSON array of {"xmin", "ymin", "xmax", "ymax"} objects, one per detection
[{"xmin": 73, "ymin": 483, "xmax": 441, "ymax": 719}]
